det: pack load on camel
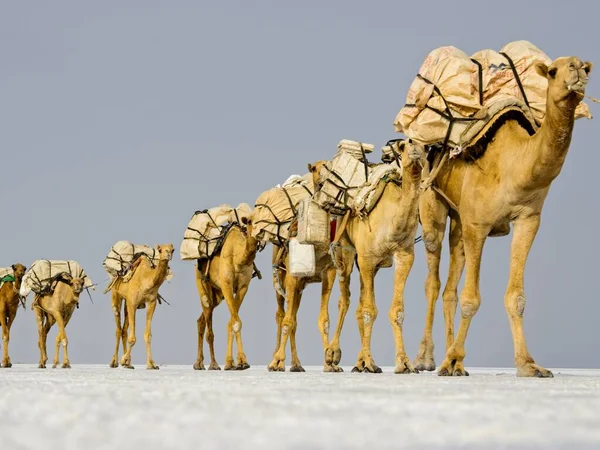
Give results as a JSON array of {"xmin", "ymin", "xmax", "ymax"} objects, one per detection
[
  {"xmin": 0, "ymin": 267, "xmax": 16, "ymax": 289},
  {"xmin": 251, "ymin": 173, "xmax": 315, "ymax": 244},
  {"xmin": 179, "ymin": 203, "xmax": 253, "ymax": 261},
  {"xmin": 20, "ymin": 260, "xmax": 95, "ymax": 298},
  {"xmin": 394, "ymin": 40, "xmax": 591, "ymax": 156},
  {"xmin": 312, "ymin": 139, "xmax": 403, "ymax": 218},
  {"xmin": 103, "ymin": 240, "xmax": 174, "ymax": 293}
]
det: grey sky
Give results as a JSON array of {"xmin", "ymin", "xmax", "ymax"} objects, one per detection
[{"xmin": 1, "ymin": 1, "xmax": 598, "ymax": 369}]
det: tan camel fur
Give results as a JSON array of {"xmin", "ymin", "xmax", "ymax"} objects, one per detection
[
  {"xmin": 0, "ymin": 264, "xmax": 27, "ymax": 367},
  {"xmin": 415, "ymin": 57, "xmax": 592, "ymax": 377},
  {"xmin": 109, "ymin": 243, "xmax": 174, "ymax": 369},
  {"xmin": 33, "ymin": 273, "xmax": 85, "ymax": 368},
  {"xmin": 193, "ymin": 219, "xmax": 260, "ymax": 371},
  {"xmin": 268, "ymin": 240, "xmax": 353, "ymax": 372},
  {"xmin": 310, "ymin": 141, "xmax": 426, "ymax": 374}
]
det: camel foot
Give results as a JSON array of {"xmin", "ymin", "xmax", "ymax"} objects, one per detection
[
  {"xmin": 109, "ymin": 360, "xmax": 118, "ymax": 368},
  {"xmin": 325, "ymin": 347, "xmax": 342, "ymax": 366},
  {"xmin": 438, "ymin": 360, "xmax": 469, "ymax": 377},
  {"xmin": 147, "ymin": 364, "xmax": 159, "ymax": 370},
  {"xmin": 208, "ymin": 363, "xmax": 221, "ymax": 371},
  {"xmin": 38, "ymin": 364, "xmax": 46, "ymax": 369},
  {"xmin": 413, "ymin": 354, "xmax": 436, "ymax": 372},
  {"xmin": 193, "ymin": 362, "xmax": 205, "ymax": 370},
  {"xmin": 224, "ymin": 364, "xmax": 235, "ymax": 371},
  {"xmin": 62, "ymin": 362, "xmax": 71, "ymax": 369},
  {"xmin": 517, "ymin": 363, "xmax": 553, "ymax": 378},
  {"xmin": 289, "ymin": 364, "xmax": 305, "ymax": 373},
  {"xmin": 351, "ymin": 365, "xmax": 364, "ymax": 373},
  {"xmin": 236, "ymin": 362, "xmax": 250, "ymax": 371},
  {"xmin": 267, "ymin": 357, "xmax": 285, "ymax": 372},
  {"xmin": 394, "ymin": 361, "xmax": 419, "ymax": 374},
  {"xmin": 364, "ymin": 364, "xmax": 383, "ymax": 374},
  {"xmin": 1, "ymin": 362, "xmax": 12, "ymax": 368},
  {"xmin": 122, "ymin": 364, "xmax": 135, "ymax": 369},
  {"xmin": 323, "ymin": 364, "xmax": 343, "ymax": 373}
]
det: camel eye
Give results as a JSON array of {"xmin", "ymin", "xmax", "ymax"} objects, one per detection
[{"xmin": 548, "ymin": 67, "xmax": 557, "ymax": 78}]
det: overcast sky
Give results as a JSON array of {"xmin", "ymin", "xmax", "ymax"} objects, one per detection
[{"xmin": 1, "ymin": 0, "xmax": 598, "ymax": 370}]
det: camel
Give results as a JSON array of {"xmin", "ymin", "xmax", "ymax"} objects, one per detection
[
  {"xmin": 33, "ymin": 273, "xmax": 86, "ymax": 368},
  {"xmin": 193, "ymin": 217, "xmax": 261, "ymax": 371},
  {"xmin": 268, "ymin": 238, "xmax": 353, "ymax": 373},
  {"xmin": 0, "ymin": 264, "xmax": 27, "ymax": 367},
  {"xmin": 414, "ymin": 57, "xmax": 592, "ymax": 377},
  {"xmin": 309, "ymin": 140, "xmax": 426, "ymax": 374},
  {"xmin": 109, "ymin": 243, "xmax": 174, "ymax": 369}
]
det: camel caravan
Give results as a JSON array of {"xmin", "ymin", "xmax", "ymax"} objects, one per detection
[{"xmin": 0, "ymin": 40, "xmax": 594, "ymax": 378}]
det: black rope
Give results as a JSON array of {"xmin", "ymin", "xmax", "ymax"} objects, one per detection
[
  {"xmin": 470, "ymin": 58, "xmax": 484, "ymax": 106},
  {"xmin": 500, "ymin": 52, "xmax": 530, "ymax": 108}
]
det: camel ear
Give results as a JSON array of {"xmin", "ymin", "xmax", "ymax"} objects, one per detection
[
  {"xmin": 307, "ymin": 163, "xmax": 314, "ymax": 172},
  {"xmin": 534, "ymin": 62, "xmax": 549, "ymax": 79},
  {"xmin": 584, "ymin": 61, "xmax": 593, "ymax": 76},
  {"xmin": 241, "ymin": 216, "xmax": 251, "ymax": 225},
  {"xmin": 11, "ymin": 264, "xmax": 16, "ymax": 271},
  {"xmin": 156, "ymin": 244, "xmax": 162, "ymax": 251}
]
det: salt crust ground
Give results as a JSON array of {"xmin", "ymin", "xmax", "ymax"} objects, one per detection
[{"xmin": 0, "ymin": 365, "xmax": 599, "ymax": 450}]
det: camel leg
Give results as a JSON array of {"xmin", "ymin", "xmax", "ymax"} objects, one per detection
[
  {"xmin": 0, "ymin": 313, "xmax": 9, "ymax": 367},
  {"xmin": 318, "ymin": 267, "xmax": 336, "ymax": 372},
  {"xmin": 288, "ymin": 283, "xmax": 305, "ymax": 373},
  {"xmin": 414, "ymin": 190, "xmax": 449, "ymax": 371},
  {"xmin": 232, "ymin": 284, "xmax": 250, "ymax": 370},
  {"xmin": 353, "ymin": 260, "xmax": 381, "ymax": 374},
  {"xmin": 438, "ymin": 223, "xmax": 487, "ymax": 377},
  {"xmin": 351, "ymin": 278, "xmax": 366, "ymax": 372},
  {"xmin": 121, "ymin": 306, "xmax": 129, "ymax": 356},
  {"xmin": 144, "ymin": 300, "xmax": 159, "ymax": 369},
  {"xmin": 193, "ymin": 313, "xmax": 206, "ymax": 370},
  {"xmin": 52, "ymin": 313, "xmax": 69, "ymax": 368},
  {"xmin": 326, "ymin": 249, "xmax": 354, "ymax": 372},
  {"xmin": 205, "ymin": 304, "xmax": 220, "ymax": 370},
  {"xmin": 273, "ymin": 290, "xmax": 285, "ymax": 358},
  {"xmin": 505, "ymin": 215, "xmax": 553, "ymax": 378},
  {"xmin": 268, "ymin": 277, "xmax": 300, "ymax": 372},
  {"xmin": 35, "ymin": 309, "xmax": 48, "ymax": 368},
  {"xmin": 390, "ymin": 247, "xmax": 419, "ymax": 374},
  {"xmin": 120, "ymin": 302, "xmax": 137, "ymax": 369},
  {"xmin": 441, "ymin": 213, "xmax": 465, "ymax": 353},
  {"xmin": 110, "ymin": 293, "xmax": 123, "ymax": 368}
]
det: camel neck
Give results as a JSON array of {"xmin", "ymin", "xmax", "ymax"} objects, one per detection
[
  {"xmin": 152, "ymin": 259, "xmax": 169, "ymax": 285},
  {"xmin": 240, "ymin": 228, "xmax": 258, "ymax": 267},
  {"xmin": 524, "ymin": 94, "xmax": 578, "ymax": 188}
]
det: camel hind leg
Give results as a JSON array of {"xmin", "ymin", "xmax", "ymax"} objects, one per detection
[
  {"xmin": 231, "ymin": 283, "xmax": 251, "ymax": 370},
  {"xmin": 268, "ymin": 276, "xmax": 301, "ymax": 372},
  {"xmin": 0, "ymin": 311, "xmax": 10, "ymax": 367},
  {"xmin": 120, "ymin": 302, "xmax": 137, "ymax": 369},
  {"xmin": 318, "ymin": 267, "xmax": 335, "ymax": 372},
  {"xmin": 193, "ymin": 312, "xmax": 206, "ymax": 370},
  {"xmin": 205, "ymin": 300, "xmax": 220, "ymax": 371},
  {"xmin": 110, "ymin": 292, "xmax": 123, "ymax": 368},
  {"xmin": 414, "ymin": 189, "xmax": 449, "ymax": 372}
]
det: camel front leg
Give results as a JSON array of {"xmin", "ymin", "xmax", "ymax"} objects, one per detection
[
  {"xmin": 390, "ymin": 247, "xmax": 418, "ymax": 374},
  {"xmin": 438, "ymin": 224, "xmax": 487, "ymax": 377},
  {"xmin": 193, "ymin": 313, "xmax": 206, "ymax": 370},
  {"xmin": 34, "ymin": 309, "xmax": 49, "ymax": 368},
  {"xmin": 288, "ymin": 283, "xmax": 305, "ymax": 372},
  {"xmin": 273, "ymin": 290, "xmax": 285, "ymax": 358},
  {"xmin": 414, "ymin": 190, "xmax": 449, "ymax": 372},
  {"xmin": 318, "ymin": 267, "xmax": 335, "ymax": 372},
  {"xmin": 120, "ymin": 303, "xmax": 137, "ymax": 369},
  {"xmin": 505, "ymin": 215, "xmax": 552, "ymax": 378},
  {"xmin": 205, "ymin": 304, "xmax": 220, "ymax": 370},
  {"xmin": 52, "ymin": 313, "xmax": 70, "ymax": 368},
  {"xmin": 268, "ymin": 277, "xmax": 300, "ymax": 372},
  {"xmin": 110, "ymin": 293, "xmax": 123, "ymax": 368},
  {"xmin": 441, "ymin": 214, "xmax": 465, "ymax": 353},
  {"xmin": 0, "ymin": 313, "xmax": 9, "ymax": 368},
  {"xmin": 231, "ymin": 284, "xmax": 250, "ymax": 370},
  {"xmin": 354, "ymin": 261, "xmax": 380, "ymax": 373},
  {"xmin": 144, "ymin": 300, "xmax": 159, "ymax": 369},
  {"xmin": 326, "ymin": 248, "xmax": 354, "ymax": 372}
]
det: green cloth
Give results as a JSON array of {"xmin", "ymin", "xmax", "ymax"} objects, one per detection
[{"xmin": 0, "ymin": 275, "xmax": 15, "ymax": 283}]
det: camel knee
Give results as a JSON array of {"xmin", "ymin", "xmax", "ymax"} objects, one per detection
[
  {"xmin": 2, "ymin": 332, "xmax": 8, "ymax": 343},
  {"xmin": 460, "ymin": 295, "xmax": 481, "ymax": 318},
  {"xmin": 275, "ymin": 310, "xmax": 284, "ymax": 325},
  {"xmin": 442, "ymin": 288, "xmax": 458, "ymax": 307},
  {"xmin": 281, "ymin": 317, "xmax": 296, "ymax": 335},
  {"xmin": 206, "ymin": 330, "xmax": 214, "ymax": 342},
  {"xmin": 115, "ymin": 327, "xmax": 122, "ymax": 338},
  {"xmin": 505, "ymin": 291, "xmax": 526, "ymax": 318},
  {"xmin": 318, "ymin": 316, "xmax": 330, "ymax": 335},
  {"xmin": 144, "ymin": 332, "xmax": 152, "ymax": 343},
  {"xmin": 128, "ymin": 336, "xmax": 137, "ymax": 346},
  {"xmin": 389, "ymin": 309, "xmax": 404, "ymax": 329},
  {"xmin": 361, "ymin": 306, "xmax": 377, "ymax": 326},
  {"xmin": 231, "ymin": 319, "xmax": 242, "ymax": 333},
  {"xmin": 423, "ymin": 232, "xmax": 442, "ymax": 253}
]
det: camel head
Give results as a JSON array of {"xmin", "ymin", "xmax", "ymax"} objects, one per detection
[
  {"xmin": 394, "ymin": 139, "xmax": 426, "ymax": 179},
  {"xmin": 156, "ymin": 244, "xmax": 174, "ymax": 262},
  {"xmin": 535, "ymin": 57, "xmax": 592, "ymax": 105},
  {"xmin": 52, "ymin": 273, "xmax": 86, "ymax": 295},
  {"xmin": 307, "ymin": 161, "xmax": 327, "ymax": 191},
  {"xmin": 240, "ymin": 215, "xmax": 254, "ymax": 236},
  {"xmin": 11, "ymin": 263, "xmax": 26, "ymax": 280}
]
